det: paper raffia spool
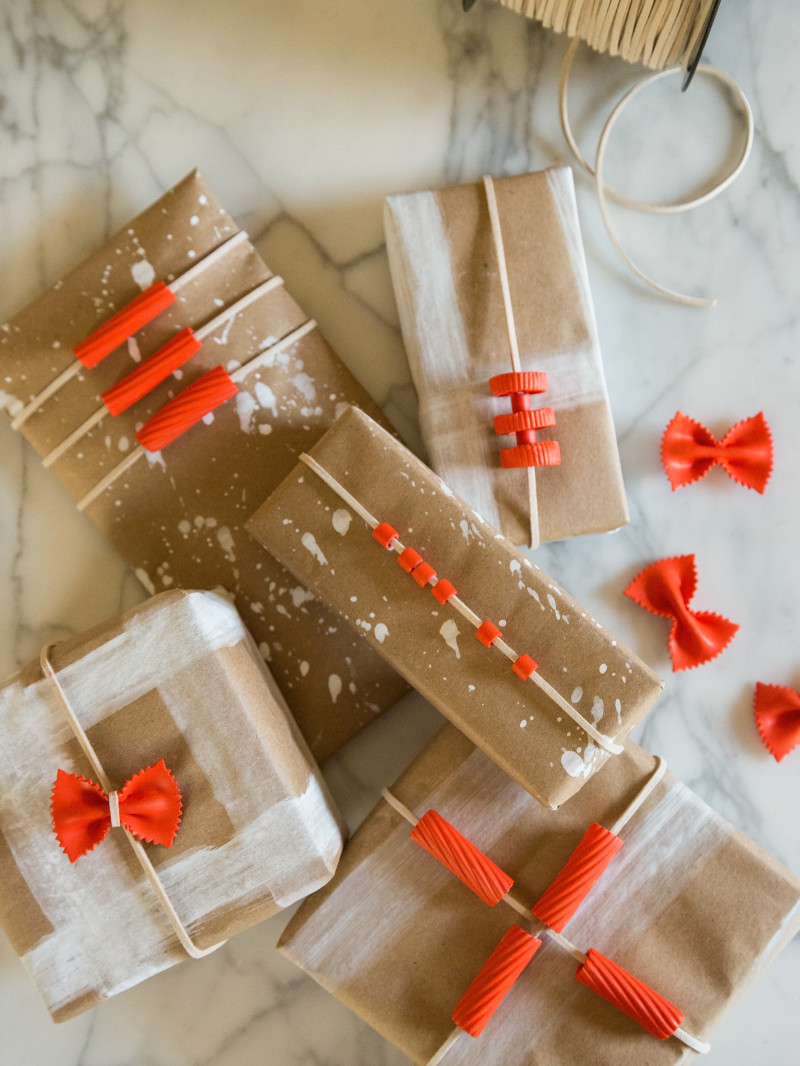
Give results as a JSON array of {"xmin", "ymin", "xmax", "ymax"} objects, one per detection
[
  {"xmin": 466, "ymin": 0, "xmax": 721, "ymax": 83},
  {"xmin": 463, "ymin": 0, "xmax": 752, "ymax": 309}
]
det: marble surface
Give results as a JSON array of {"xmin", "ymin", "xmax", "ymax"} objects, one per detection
[{"xmin": 1, "ymin": 0, "xmax": 799, "ymax": 1062}]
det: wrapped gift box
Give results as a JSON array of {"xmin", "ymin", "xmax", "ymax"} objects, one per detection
[
  {"xmin": 247, "ymin": 405, "xmax": 662, "ymax": 809},
  {"xmin": 385, "ymin": 167, "xmax": 628, "ymax": 548},
  {"xmin": 0, "ymin": 169, "xmax": 407, "ymax": 761},
  {"xmin": 0, "ymin": 589, "xmax": 345, "ymax": 1021},
  {"xmin": 279, "ymin": 725, "xmax": 800, "ymax": 1066}
]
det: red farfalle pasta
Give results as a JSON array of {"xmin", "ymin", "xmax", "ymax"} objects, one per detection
[
  {"xmin": 753, "ymin": 682, "xmax": 800, "ymax": 762},
  {"xmin": 661, "ymin": 411, "xmax": 773, "ymax": 493},
  {"xmin": 624, "ymin": 554, "xmax": 739, "ymax": 671},
  {"xmin": 51, "ymin": 759, "xmax": 182, "ymax": 862}
]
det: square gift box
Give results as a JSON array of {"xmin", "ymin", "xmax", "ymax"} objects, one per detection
[
  {"xmin": 385, "ymin": 166, "xmax": 628, "ymax": 548},
  {"xmin": 247, "ymin": 405, "xmax": 663, "ymax": 809},
  {"xmin": 0, "ymin": 589, "xmax": 345, "ymax": 1021},
  {"xmin": 279, "ymin": 725, "xmax": 800, "ymax": 1066},
  {"xmin": 0, "ymin": 169, "xmax": 407, "ymax": 761}
]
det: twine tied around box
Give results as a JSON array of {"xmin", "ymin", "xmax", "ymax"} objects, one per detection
[
  {"xmin": 381, "ymin": 754, "xmax": 711, "ymax": 1060},
  {"xmin": 40, "ymin": 644, "xmax": 226, "ymax": 961},
  {"xmin": 299, "ymin": 450, "xmax": 625, "ymax": 756},
  {"xmin": 5, "ymin": 228, "xmax": 320, "ymax": 514},
  {"xmin": 483, "ymin": 175, "xmax": 561, "ymax": 550}
]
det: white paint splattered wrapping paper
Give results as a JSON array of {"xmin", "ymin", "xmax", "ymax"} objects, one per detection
[
  {"xmin": 0, "ymin": 169, "xmax": 407, "ymax": 762},
  {"xmin": 279, "ymin": 725, "xmax": 800, "ymax": 1066},
  {"xmin": 384, "ymin": 166, "xmax": 628, "ymax": 547},
  {"xmin": 0, "ymin": 589, "xmax": 345, "ymax": 1022},
  {"xmin": 248, "ymin": 405, "xmax": 663, "ymax": 809}
]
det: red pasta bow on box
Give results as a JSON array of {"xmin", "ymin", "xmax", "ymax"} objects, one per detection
[
  {"xmin": 51, "ymin": 760, "xmax": 182, "ymax": 862},
  {"xmin": 624, "ymin": 555, "xmax": 739, "ymax": 671},
  {"xmin": 661, "ymin": 411, "xmax": 773, "ymax": 493},
  {"xmin": 754, "ymin": 683, "xmax": 800, "ymax": 762}
]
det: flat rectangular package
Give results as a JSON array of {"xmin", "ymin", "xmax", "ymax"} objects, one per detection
[
  {"xmin": 0, "ymin": 589, "xmax": 345, "ymax": 1022},
  {"xmin": 247, "ymin": 405, "xmax": 663, "ymax": 809},
  {"xmin": 384, "ymin": 166, "xmax": 627, "ymax": 547},
  {"xmin": 279, "ymin": 725, "xmax": 800, "ymax": 1066},
  {"xmin": 0, "ymin": 169, "xmax": 407, "ymax": 761}
]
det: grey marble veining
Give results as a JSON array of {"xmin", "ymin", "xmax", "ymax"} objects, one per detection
[{"xmin": 1, "ymin": 0, "xmax": 799, "ymax": 1063}]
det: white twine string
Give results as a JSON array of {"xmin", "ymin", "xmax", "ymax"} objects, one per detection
[
  {"xmin": 299, "ymin": 451, "xmax": 623, "ymax": 755},
  {"xmin": 10, "ymin": 230, "xmax": 249, "ymax": 431},
  {"xmin": 383, "ymin": 756, "xmax": 709, "ymax": 1059},
  {"xmin": 42, "ymin": 275, "xmax": 286, "ymax": 468},
  {"xmin": 40, "ymin": 644, "xmax": 225, "ymax": 961},
  {"xmin": 482, "ymin": 175, "xmax": 540, "ymax": 551},
  {"xmin": 558, "ymin": 38, "xmax": 754, "ymax": 307},
  {"xmin": 75, "ymin": 317, "xmax": 317, "ymax": 512}
]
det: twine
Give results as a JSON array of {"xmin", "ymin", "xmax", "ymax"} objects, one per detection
[
  {"xmin": 299, "ymin": 450, "xmax": 625, "ymax": 755},
  {"xmin": 41, "ymin": 643, "xmax": 225, "ymax": 961},
  {"xmin": 383, "ymin": 755, "xmax": 710, "ymax": 1059}
]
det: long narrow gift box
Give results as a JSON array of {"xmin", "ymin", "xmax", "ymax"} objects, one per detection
[
  {"xmin": 247, "ymin": 405, "xmax": 662, "ymax": 809},
  {"xmin": 384, "ymin": 166, "xmax": 628, "ymax": 548},
  {"xmin": 0, "ymin": 170, "xmax": 407, "ymax": 761},
  {"xmin": 279, "ymin": 725, "xmax": 800, "ymax": 1065},
  {"xmin": 0, "ymin": 589, "xmax": 345, "ymax": 1021}
]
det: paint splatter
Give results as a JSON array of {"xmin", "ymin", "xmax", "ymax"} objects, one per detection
[
  {"xmin": 374, "ymin": 623, "xmax": 389, "ymax": 643},
  {"xmin": 591, "ymin": 696, "xmax": 604, "ymax": 723},
  {"xmin": 131, "ymin": 260, "xmax": 155, "ymax": 290},
  {"xmin": 440, "ymin": 619, "xmax": 461, "ymax": 659},
  {"xmin": 300, "ymin": 661, "xmax": 310, "ymax": 677},
  {"xmin": 216, "ymin": 526, "xmax": 236, "ymax": 563},
  {"xmin": 332, "ymin": 508, "xmax": 352, "ymax": 536},
  {"xmin": 571, "ymin": 686, "xmax": 583, "ymax": 704},
  {"xmin": 301, "ymin": 532, "xmax": 327, "ymax": 565},
  {"xmin": 291, "ymin": 586, "xmax": 315, "ymax": 608},
  {"xmin": 328, "ymin": 674, "xmax": 342, "ymax": 703},
  {"xmin": 561, "ymin": 742, "xmax": 598, "ymax": 779},
  {"xmin": 292, "ymin": 372, "xmax": 316, "ymax": 402},
  {"xmin": 235, "ymin": 392, "xmax": 257, "ymax": 433},
  {"xmin": 255, "ymin": 381, "xmax": 278, "ymax": 417}
]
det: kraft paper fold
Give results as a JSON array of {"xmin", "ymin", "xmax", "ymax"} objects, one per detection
[
  {"xmin": 0, "ymin": 589, "xmax": 345, "ymax": 1021},
  {"xmin": 247, "ymin": 405, "xmax": 663, "ymax": 809},
  {"xmin": 279, "ymin": 725, "xmax": 800, "ymax": 1066},
  {"xmin": 0, "ymin": 170, "xmax": 407, "ymax": 761},
  {"xmin": 384, "ymin": 166, "xmax": 628, "ymax": 547}
]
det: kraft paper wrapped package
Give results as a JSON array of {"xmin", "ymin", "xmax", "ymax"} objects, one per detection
[
  {"xmin": 384, "ymin": 167, "xmax": 628, "ymax": 548},
  {"xmin": 247, "ymin": 406, "xmax": 663, "ymax": 809},
  {"xmin": 0, "ymin": 589, "xmax": 345, "ymax": 1022},
  {"xmin": 279, "ymin": 725, "xmax": 800, "ymax": 1066},
  {"xmin": 0, "ymin": 169, "xmax": 407, "ymax": 761}
]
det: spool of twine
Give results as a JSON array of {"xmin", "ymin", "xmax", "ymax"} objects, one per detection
[
  {"xmin": 464, "ymin": 0, "xmax": 752, "ymax": 307},
  {"xmin": 490, "ymin": 0, "xmax": 721, "ymax": 78}
]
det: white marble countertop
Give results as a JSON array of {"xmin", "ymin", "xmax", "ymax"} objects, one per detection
[{"xmin": 1, "ymin": 1, "xmax": 799, "ymax": 1063}]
